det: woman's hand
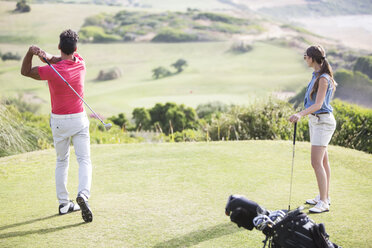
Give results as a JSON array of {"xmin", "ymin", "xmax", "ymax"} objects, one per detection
[{"xmin": 289, "ymin": 113, "xmax": 302, "ymax": 123}]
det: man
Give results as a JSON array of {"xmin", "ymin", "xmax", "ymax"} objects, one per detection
[{"xmin": 21, "ymin": 29, "xmax": 93, "ymax": 223}]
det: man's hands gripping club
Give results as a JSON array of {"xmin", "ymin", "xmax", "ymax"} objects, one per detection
[{"xmin": 21, "ymin": 45, "xmax": 61, "ymax": 80}]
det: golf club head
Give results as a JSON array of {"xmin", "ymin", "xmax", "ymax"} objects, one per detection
[{"xmin": 104, "ymin": 123, "xmax": 112, "ymax": 131}]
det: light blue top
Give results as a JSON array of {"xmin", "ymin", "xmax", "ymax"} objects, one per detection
[{"xmin": 304, "ymin": 71, "xmax": 334, "ymax": 113}]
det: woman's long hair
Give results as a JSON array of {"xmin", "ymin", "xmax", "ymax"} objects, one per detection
[{"xmin": 306, "ymin": 45, "xmax": 337, "ymax": 100}]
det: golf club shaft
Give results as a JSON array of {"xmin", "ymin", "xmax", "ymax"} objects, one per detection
[
  {"xmin": 43, "ymin": 58, "xmax": 106, "ymax": 125},
  {"xmin": 288, "ymin": 122, "xmax": 297, "ymax": 211}
]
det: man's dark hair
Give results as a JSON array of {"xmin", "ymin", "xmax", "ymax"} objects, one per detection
[{"xmin": 59, "ymin": 29, "xmax": 79, "ymax": 55}]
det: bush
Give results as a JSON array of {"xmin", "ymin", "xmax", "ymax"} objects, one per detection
[
  {"xmin": 148, "ymin": 102, "xmax": 198, "ymax": 134},
  {"xmin": 152, "ymin": 29, "xmax": 198, "ymax": 42},
  {"xmin": 96, "ymin": 67, "xmax": 122, "ymax": 81},
  {"xmin": 354, "ymin": 55, "xmax": 372, "ymax": 80},
  {"xmin": 15, "ymin": 0, "xmax": 30, "ymax": 13},
  {"xmin": 132, "ymin": 108, "xmax": 151, "ymax": 130},
  {"xmin": 194, "ymin": 12, "xmax": 245, "ymax": 24},
  {"xmin": 173, "ymin": 129, "xmax": 207, "ymax": 142},
  {"xmin": 229, "ymin": 42, "xmax": 253, "ymax": 54},
  {"xmin": 0, "ymin": 104, "xmax": 52, "ymax": 157},
  {"xmin": 196, "ymin": 101, "xmax": 231, "ymax": 122},
  {"xmin": 332, "ymin": 100, "xmax": 372, "ymax": 153},
  {"xmin": 152, "ymin": 66, "xmax": 172, "ymax": 79},
  {"xmin": 206, "ymin": 99, "xmax": 371, "ymax": 153},
  {"xmin": 2, "ymin": 52, "xmax": 21, "ymax": 61},
  {"xmin": 108, "ymin": 113, "xmax": 129, "ymax": 129},
  {"xmin": 79, "ymin": 26, "xmax": 122, "ymax": 43},
  {"xmin": 171, "ymin": 59, "xmax": 188, "ymax": 73},
  {"xmin": 208, "ymin": 100, "xmax": 301, "ymax": 141},
  {"xmin": 2, "ymin": 95, "xmax": 40, "ymax": 113},
  {"xmin": 89, "ymin": 118, "xmax": 143, "ymax": 145}
]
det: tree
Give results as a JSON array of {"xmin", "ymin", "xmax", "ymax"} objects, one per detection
[
  {"xmin": 132, "ymin": 108, "xmax": 151, "ymax": 130},
  {"xmin": 108, "ymin": 113, "xmax": 128, "ymax": 129},
  {"xmin": 148, "ymin": 102, "xmax": 198, "ymax": 133},
  {"xmin": 152, "ymin": 66, "xmax": 172, "ymax": 79},
  {"xmin": 171, "ymin": 59, "xmax": 188, "ymax": 73},
  {"xmin": 165, "ymin": 107, "xmax": 186, "ymax": 133},
  {"xmin": 15, "ymin": 0, "xmax": 31, "ymax": 13}
]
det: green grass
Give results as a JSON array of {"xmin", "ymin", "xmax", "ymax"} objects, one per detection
[{"xmin": 0, "ymin": 141, "xmax": 371, "ymax": 247}]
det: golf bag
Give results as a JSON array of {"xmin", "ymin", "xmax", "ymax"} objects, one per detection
[{"xmin": 225, "ymin": 195, "xmax": 341, "ymax": 248}]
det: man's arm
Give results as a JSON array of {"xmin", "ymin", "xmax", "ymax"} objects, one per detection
[{"xmin": 21, "ymin": 45, "xmax": 42, "ymax": 80}]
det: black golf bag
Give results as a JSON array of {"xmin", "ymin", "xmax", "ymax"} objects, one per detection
[{"xmin": 225, "ymin": 195, "xmax": 341, "ymax": 248}]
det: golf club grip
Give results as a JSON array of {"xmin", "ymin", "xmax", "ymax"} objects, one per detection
[
  {"xmin": 42, "ymin": 57, "xmax": 50, "ymax": 65},
  {"xmin": 293, "ymin": 122, "xmax": 297, "ymax": 145}
]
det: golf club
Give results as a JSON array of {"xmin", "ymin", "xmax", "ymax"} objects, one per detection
[
  {"xmin": 43, "ymin": 57, "xmax": 112, "ymax": 131},
  {"xmin": 288, "ymin": 122, "xmax": 297, "ymax": 211}
]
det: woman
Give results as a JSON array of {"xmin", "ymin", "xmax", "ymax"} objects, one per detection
[{"xmin": 289, "ymin": 45, "xmax": 337, "ymax": 213}]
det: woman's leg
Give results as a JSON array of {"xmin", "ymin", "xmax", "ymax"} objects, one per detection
[
  {"xmin": 311, "ymin": 145, "xmax": 328, "ymax": 202},
  {"xmin": 322, "ymin": 149, "xmax": 331, "ymax": 199}
]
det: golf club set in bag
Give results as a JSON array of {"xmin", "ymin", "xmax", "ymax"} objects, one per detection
[
  {"xmin": 225, "ymin": 195, "xmax": 340, "ymax": 248},
  {"xmin": 224, "ymin": 124, "xmax": 341, "ymax": 248}
]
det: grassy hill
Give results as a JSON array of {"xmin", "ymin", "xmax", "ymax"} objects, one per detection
[
  {"xmin": 0, "ymin": 0, "xmax": 310, "ymax": 117},
  {"xmin": 78, "ymin": 10, "xmax": 262, "ymax": 43},
  {"xmin": 0, "ymin": 141, "xmax": 371, "ymax": 247},
  {"xmin": 1, "ymin": 41, "xmax": 309, "ymax": 116}
]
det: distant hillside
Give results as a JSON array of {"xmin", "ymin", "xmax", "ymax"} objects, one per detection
[
  {"xmin": 79, "ymin": 10, "xmax": 263, "ymax": 43},
  {"xmin": 258, "ymin": 0, "xmax": 372, "ymax": 19}
]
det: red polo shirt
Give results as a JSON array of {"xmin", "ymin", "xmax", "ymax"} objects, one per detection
[{"xmin": 38, "ymin": 53, "xmax": 86, "ymax": 114}]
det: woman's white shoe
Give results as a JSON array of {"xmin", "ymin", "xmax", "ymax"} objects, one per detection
[
  {"xmin": 306, "ymin": 195, "xmax": 331, "ymax": 205},
  {"xmin": 309, "ymin": 200, "xmax": 329, "ymax": 213}
]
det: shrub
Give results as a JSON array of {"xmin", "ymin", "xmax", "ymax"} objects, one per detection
[
  {"xmin": 229, "ymin": 42, "xmax": 253, "ymax": 54},
  {"xmin": 89, "ymin": 118, "xmax": 143, "ymax": 144},
  {"xmin": 354, "ymin": 55, "xmax": 372, "ymax": 80},
  {"xmin": 108, "ymin": 113, "xmax": 129, "ymax": 129},
  {"xmin": 208, "ymin": 100, "xmax": 301, "ymax": 141},
  {"xmin": 2, "ymin": 52, "xmax": 21, "ymax": 61},
  {"xmin": 132, "ymin": 108, "xmax": 151, "ymax": 130},
  {"xmin": 206, "ymin": 99, "xmax": 371, "ymax": 153},
  {"xmin": 196, "ymin": 101, "xmax": 231, "ymax": 122},
  {"xmin": 96, "ymin": 67, "xmax": 122, "ymax": 81},
  {"xmin": 171, "ymin": 59, "xmax": 188, "ymax": 73},
  {"xmin": 0, "ymin": 104, "xmax": 52, "ymax": 157},
  {"xmin": 152, "ymin": 29, "xmax": 198, "ymax": 42},
  {"xmin": 79, "ymin": 26, "xmax": 122, "ymax": 43},
  {"xmin": 148, "ymin": 102, "xmax": 198, "ymax": 133},
  {"xmin": 331, "ymin": 100, "xmax": 372, "ymax": 153},
  {"xmin": 2, "ymin": 95, "xmax": 40, "ymax": 113},
  {"xmin": 152, "ymin": 66, "xmax": 172, "ymax": 79},
  {"xmin": 194, "ymin": 12, "xmax": 245, "ymax": 24},
  {"xmin": 15, "ymin": 0, "xmax": 30, "ymax": 13},
  {"xmin": 173, "ymin": 129, "xmax": 207, "ymax": 142}
]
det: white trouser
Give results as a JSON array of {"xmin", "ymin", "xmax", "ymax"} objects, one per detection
[{"xmin": 50, "ymin": 111, "xmax": 92, "ymax": 204}]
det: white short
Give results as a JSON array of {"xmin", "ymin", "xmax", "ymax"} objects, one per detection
[{"xmin": 308, "ymin": 112, "xmax": 336, "ymax": 146}]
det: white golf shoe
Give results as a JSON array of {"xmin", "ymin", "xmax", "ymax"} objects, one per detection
[
  {"xmin": 309, "ymin": 200, "xmax": 329, "ymax": 213},
  {"xmin": 59, "ymin": 201, "xmax": 80, "ymax": 215},
  {"xmin": 305, "ymin": 195, "xmax": 331, "ymax": 205}
]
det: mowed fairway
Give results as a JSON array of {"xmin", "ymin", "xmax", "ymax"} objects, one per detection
[
  {"xmin": 0, "ymin": 141, "xmax": 371, "ymax": 247},
  {"xmin": 0, "ymin": 1, "xmax": 310, "ymax": 116}
]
